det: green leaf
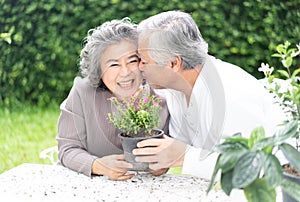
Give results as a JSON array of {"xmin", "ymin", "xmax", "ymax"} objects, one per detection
[
  {"xmin": 282, "ymin": 60, "xmax": 288, "ymax": 68},
  {"xmin": 280, "ymin": 143, "xmax": 300, "ymax": 173},
  {"xmin": 287, "ymin": 48, "xmax": 297, "ymax": 55},
  {"xmin": 0, "ymin": 32, "xmax": 12, "ymax": 44},
  {"xmin": 280, "ymin": 178, "xmax": 300, "ymax": 202},
  {"xmin": 276, "ymin": 44, "xmax": 285, "ymax": 54},
  {"xmin": 284, "ymin": 41, "xmax": 291, "ymax": 48},
  {"xmin": 285, "ymin": 56, "xmax": 293, "ymax": 68},
  {"xmin": 232, "ymin": 151, "xmax": 262, "ymax": 188},
  {"xmin": 221, "ymin": 170, "xmax": 234, "ymax": 195},
  {"xmin": 218, "ymin": 148, "xmax": 248, "ymax": 173},
  {"xmin": 207, "ymin": 155, "xmax": 222, "ymax": 193},
  {"xmin": 214, "ymin": 141, "xmax": 248, "ymax": 153},
  {"xmin": 263, "ymin": 144, "xmax": 274, "ymax": 154},
  {"xmin": 274, "ymin": 120, "xmax": 298, "ymax": 141},
  {"xmin": 292, "ymin": 68, "xmax": 300, "ymax": 77},
  {"xmin": 223, "ymin": 136, "xmax": 249, "ymax": 145},
  {"xmin": 248, "ymin": 126, "xmax": 265, "ymax": 148},
  {"xmin": 267, "ymin": 76, "xmax": 274, "ymax": 83},
  {"xmin": 252, "ymin": 136, "xmax": 275, "ymax": 152},
  {"xmin": 223, "ymin": 132, "xmax": 242, "ymax": 139},
  {"xmin": 261, "ymin": 152, "xmax": 283, "ymax": 187},
  {"xmin": 277, "ymin": 69, "xmax": 290, "ymax": 79},
  {"xmin": 244, "ymin": 178, "xmax": 276, "ymax": 202},
  {"xmin": 271, "ymin": 53, "xmax": 282, "ymax": 58}
]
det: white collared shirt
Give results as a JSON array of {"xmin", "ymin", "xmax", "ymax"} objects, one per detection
[{"xmin": 156, "ymin": 55, "xmax": 286, "ymax": 180}]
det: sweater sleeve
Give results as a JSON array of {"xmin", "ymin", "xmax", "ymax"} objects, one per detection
[{"xmin": 56, "ymin": 77, "xmax": 98, "ymax": 177}]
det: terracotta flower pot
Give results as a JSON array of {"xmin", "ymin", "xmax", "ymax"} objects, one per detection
[{"xmin": 118, "ymin": 129, "xmax": 164, "ymax": 171}]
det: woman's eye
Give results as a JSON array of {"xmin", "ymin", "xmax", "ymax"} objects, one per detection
[
  {"xmin": 129, "ymin": 59, "xmax": 138, "ymax": 64},
  {"xmin": 109, "ymin": 63, "xmax": 119, "ymax": 67}
]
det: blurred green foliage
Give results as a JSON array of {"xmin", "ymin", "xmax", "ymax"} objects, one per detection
[
  {"xmin": 0, "ymin": 104, "xmax": 59, "ymax": 173},
  {"xmin": 1, "ymin": 0, "xmax": 299, "ymax": 108}
]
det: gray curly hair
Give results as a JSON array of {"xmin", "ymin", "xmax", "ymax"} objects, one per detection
[
  {"xmin": 79, "ymin": 18, "xmax": 138, "ymax": 88},
  {"xmin": 138, "ymin": 10, "xmax": 208, "ymax": 69}
]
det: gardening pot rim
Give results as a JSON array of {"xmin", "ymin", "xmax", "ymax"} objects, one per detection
[
  {"xmin": 117, "ymin": 128, "xmax": 164, "ymax": 140},
  {"xmin": 282, "ymin": 163, "xmax": 300, "ymax": 179},
  {"xmin": 283, "ymin": 171, "xmax": 300, "ymax": 179}
]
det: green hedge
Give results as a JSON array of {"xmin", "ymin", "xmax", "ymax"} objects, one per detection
[{"xmin": 1, "ymin": 0, "xmax": 299, "ymax": 107}]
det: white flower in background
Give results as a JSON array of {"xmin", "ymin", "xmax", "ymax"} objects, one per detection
[
  {"xmin": 291, "ymin": 42, "xmax": 300, "ymax": 57},
  {"xmin": 258, "ymin": 62, "xmax": 274, "ymax": 77}
]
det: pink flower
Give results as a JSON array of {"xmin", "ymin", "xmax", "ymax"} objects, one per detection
[{"xmin": 153, "ymin": 101, "xmax": 158, "ymax": 106}]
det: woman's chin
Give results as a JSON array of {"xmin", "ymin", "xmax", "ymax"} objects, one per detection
[{"xmin": 115, "ymin": 88, "xmax": 137, "ymax": 99}]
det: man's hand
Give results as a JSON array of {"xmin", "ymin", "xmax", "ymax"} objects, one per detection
[
  {"xmin": 92, "ymin": 155, "xmax": 135, "ymax": 181},
  {"xmin": 132, "ymin": 135, "xmax": 187, "ymax": 171}
]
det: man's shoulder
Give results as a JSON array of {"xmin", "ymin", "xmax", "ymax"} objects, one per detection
[
  {"xmin": 209, "ymin": 55, "xmax": 246, "ymax": 74},
  {"xmin": 208, "ymin": 55, "xmax": 259, "ymax": 87}
]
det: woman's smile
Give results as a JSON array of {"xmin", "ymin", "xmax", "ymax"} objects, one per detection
[{"xmin": 118, "ymin": 79, "xmax": 135, "ymax": 89}]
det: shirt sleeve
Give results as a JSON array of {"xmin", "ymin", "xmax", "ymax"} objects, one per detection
[
  {"xmin": 181, "ymin": 145, "xmax": 219, "ymax": 180},
  {"xmin": 56, "ymin": 77, "xmax": 98, "ymax": 177}
]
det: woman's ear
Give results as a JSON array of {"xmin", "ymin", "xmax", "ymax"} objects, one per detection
[{"xmin": 171, "ymin": 56, "xmax": 183, "ymax": 72}]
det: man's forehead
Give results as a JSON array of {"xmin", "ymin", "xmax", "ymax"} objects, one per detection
[
  {"xmin": 138, "ymin": 35, "xmax": 149, "ymax": 45},
  {"xmin": 137, "ymin": 47, "xmax": 152, "ymax": 57},
  {"xmin": 137, "ymin": 40, "xmax": 149, "ymax": 55},
  {"xmin": 137, "ymin": 50, "xmax": 148, "ymax": 61}
]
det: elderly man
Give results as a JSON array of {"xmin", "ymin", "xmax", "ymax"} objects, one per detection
[{"xmin": 133, "ymin": 10, "xmax": 284, "ymax": 179}]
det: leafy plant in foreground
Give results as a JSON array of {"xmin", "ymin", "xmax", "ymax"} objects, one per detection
[{"xmin": 207, "ymin": 121, "xmax": 300, "ymax": 202}]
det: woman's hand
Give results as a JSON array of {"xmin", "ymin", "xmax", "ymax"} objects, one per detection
[
  {"xmin": 92, "ymin": 154, "xmax": 135, "ymax": 181},
  {"xmin": 150, "ymin": 168, "xmax": 169, "ymax": 176}
]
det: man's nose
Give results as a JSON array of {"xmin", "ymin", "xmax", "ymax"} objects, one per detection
[{"xmin": 138, "ymin": 62, "xmax": 145, "ymax": 71}]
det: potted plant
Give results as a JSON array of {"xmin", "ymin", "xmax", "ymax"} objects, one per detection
[
  {"xmin": 108, "ymin": 87, "xmax": 164, "ymax": 171},
  {"xmin": 259, "ymin": 41, "xmax": 300, "ymax": 202},
  {"xmin": 207, "ymin": 41, "xmax": 300, "ymax": 202}
]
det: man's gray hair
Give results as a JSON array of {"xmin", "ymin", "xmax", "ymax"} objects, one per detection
[
  {"xmin": 80, "ymin": 18, "xmax": 138, "ymax": 88},
  {"xmin": 138, "ymin": 10, "xmax": 208, "ymax": 69}
]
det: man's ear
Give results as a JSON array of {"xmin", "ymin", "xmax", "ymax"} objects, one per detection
[{"xmin": 171, "ymin": 56, "xmax": 183, "ymax": 72}]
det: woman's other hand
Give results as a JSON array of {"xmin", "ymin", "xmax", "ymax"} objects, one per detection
[
  {"xmin": 92, "ymin": 154, "xmax": 135, "ymax": 180},
  {"xmin": 150, "ymin": 168, "xmax": 169, "ymax": 176}
]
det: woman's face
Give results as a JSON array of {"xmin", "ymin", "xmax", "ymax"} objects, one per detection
[{"xmin": 100, "ymin": 40, "xmax": 142, "ymax": 99}]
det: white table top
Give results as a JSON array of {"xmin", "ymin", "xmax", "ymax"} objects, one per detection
[{"xmin": 0, "ymin": 163, "xmax": 232, "ymax": 202}]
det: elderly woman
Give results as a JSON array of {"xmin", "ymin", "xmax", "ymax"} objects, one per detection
[{"xmin": 56, "ymin": 18, "xmax": 169, "ymax": 181}]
